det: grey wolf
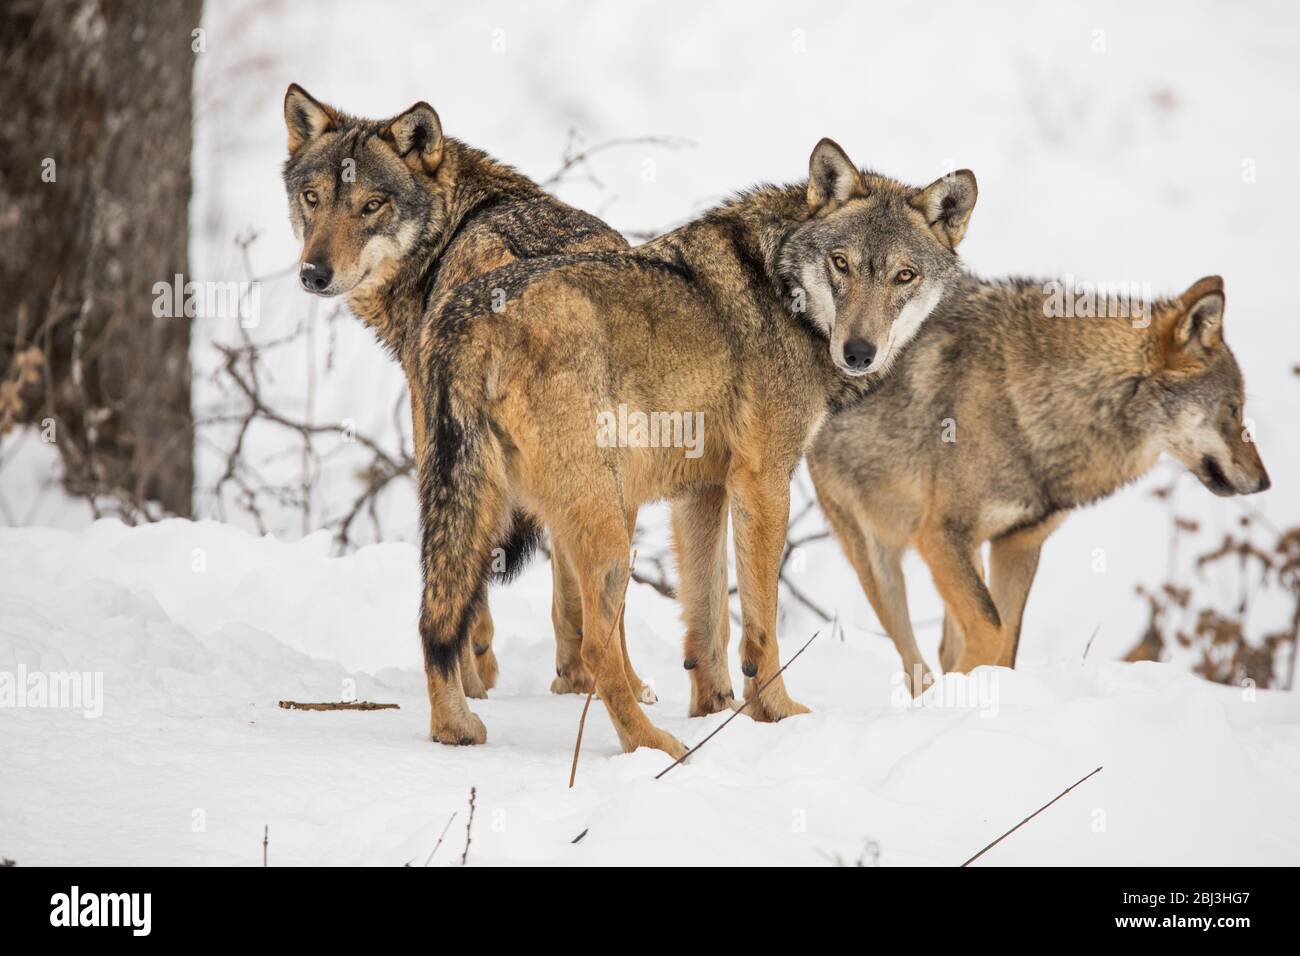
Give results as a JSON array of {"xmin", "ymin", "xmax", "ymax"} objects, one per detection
[
  {"xmin": 412, "ymin": 139, "xmax": 976, "ymax": 755},
  {"xmin": 281, "ymin": 83, "xmax": 652, "ymax": 701},
  {"xmin": 808, "ymin": 274, "xmax": 1270, "ymax": 692}
]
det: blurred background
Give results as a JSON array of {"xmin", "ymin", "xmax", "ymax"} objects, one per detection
[{"xmin": 3, "ymin": 0, "xmax": 1298, "ymax": 686}]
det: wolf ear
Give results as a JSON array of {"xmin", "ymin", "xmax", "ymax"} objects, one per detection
[
  {"xmin": 807, "ymin": 138, "xmax": 867, "ymax": 212},
  {"xmin": 1172, "ymin": 276, "xmax": 1225, "ymax": 351},
  {"xmin": 911, "ymin": 170, "xmax": 978, "ymax": 250},
  {"xmin": 388, "ymin": 102, "xmax": 444, "ymax": 175},
  {"xmin": 284, "ymin": 84, "xmax": 337, "ymax": 157}
]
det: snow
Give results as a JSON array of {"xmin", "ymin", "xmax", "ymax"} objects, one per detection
[
  {"xmin": 3, "ymin": 0, "xmax": 1300, "ymax": 863},
  {"xmin": 2, "ymin": 518, "xmax": 1298, "ymax": 865}
]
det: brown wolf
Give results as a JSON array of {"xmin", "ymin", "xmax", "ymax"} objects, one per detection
[
  {"xmin": 808, "ymin": 274, "xmax": 1271, "ymax": 692},
  {"xmin": 281, "ymin": 84, "xmax": 653, "ymax": 701},
  {"xmin": 412, "ymin": 139, "xmax": 976, "ymax": 754}
]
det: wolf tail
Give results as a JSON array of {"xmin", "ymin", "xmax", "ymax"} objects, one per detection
[
  {"xmin": 417, "ymin": 375, "xmax": 512, "ymax": 677},
  {"xmin": 491, "ymin": 510, "xmax": 542, "ymax": 584}
]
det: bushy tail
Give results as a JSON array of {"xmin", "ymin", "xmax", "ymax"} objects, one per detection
[
  {"xmin": 417, "ymin": 376, "xmax": 510, "ymax": 677},
  {"xmin": 491, "ymin": 510, "xmax": 542, "ymax": 584}
]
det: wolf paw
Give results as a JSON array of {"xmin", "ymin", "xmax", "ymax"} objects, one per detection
[
  {"xmin": 430, "ymin": 710, "xmax": 487, "ymax": 747},
  {"xmin": 904, "ymin": 665, "xmax": 936, "ymax": 698},
  {"xmin": 689, "ymin": 685, "xmax": 738, "ymax": 718},
  {"xmin": 743, "ymin": 679, "xmax": 811, "ymax": 723},
  {"xmin": 550, "ymin": 667, "xmax": 594, "ymax": 696},
  {"xmin": 640, "ymin": 728, "xmax": 687, "ymax": 761},
  {"xmin": 634, "ymin": 681, "xmax": 658, "ymax": 705}
]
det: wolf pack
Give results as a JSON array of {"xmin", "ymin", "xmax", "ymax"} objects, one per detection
[{"xmin": 282, "ymin": 85, "xmax": 1271, "ymax": 758}]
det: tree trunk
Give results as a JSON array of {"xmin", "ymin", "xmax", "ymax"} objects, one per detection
[{"xmin": 0, "ymin": 0, "xmax": 202, "ymax": 518}]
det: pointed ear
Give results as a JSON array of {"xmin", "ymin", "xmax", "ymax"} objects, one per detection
[
  {"xmin": 807, "ymin": 138, "xmax": 867, "ymax": 212},
  {"xmin": 284, "ymin": 84, "xmax": 337, "ymax": 157},
  {"xmin": 387, "ymin": 102, "xmax": 444, "ymax": 174},
  {"xmin": 911, "ymin": 170, "xmax": 978, "ymax": 250},
  {"xmin": 1172, "ymin": 275, "xmax": 1225, "ymax": 351}
]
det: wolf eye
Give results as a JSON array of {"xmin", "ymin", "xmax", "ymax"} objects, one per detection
[
  {"xmin": 302, "ymin": 189, "xmax": 318, "ymax": 206},
  {"xmin": 362, "ymin": 197, "xmax": 385, "ymax": 214},
  {"xmin": 830, "ymin": 254, "xmax": 849, "ymax": 273},
  {"xmin": 895, "ymin": 269, "xmax": 916, "ymax": 284},
  {"xmin": 1229, "ymin": 402, "xmax": 1241, "ymax": 420}
]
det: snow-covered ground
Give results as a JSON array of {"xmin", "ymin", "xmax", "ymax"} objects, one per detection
[
  {"xmin": 3, "ymin": 0, "xmax": 1300, "ymax": 864},
  {"xmin": 3, "ymin": 519, "xmax": 1298, "ymax": 865}
]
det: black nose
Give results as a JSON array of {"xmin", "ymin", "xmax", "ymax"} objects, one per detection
[
  {"xmin": 300, "ymin": 262, "xmax": 333, "ymax": 293},
  {"xmin": 1256, "ymin": 473, "xmax": 1271, "ymax": 493},
  {"xmin": 843, "ymin": 338, "xmax": 876, "ymax": 369}
]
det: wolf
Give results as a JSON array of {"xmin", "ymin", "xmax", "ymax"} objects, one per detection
[
  {"xmin": 411, "ymin": 139, "xmax": 977, "ymax": 754},
  {"xmin": 281, "ymin": 83, "xmax": 654, "ymax": 702},
  {"xmin": 808, "ymin": 274, "xmax": 1271, "ymax": 692}
]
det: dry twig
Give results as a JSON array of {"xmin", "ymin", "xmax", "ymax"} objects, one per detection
[
  {"xmin": 423, "ymin": 812, "xmax": 457, "ymax": 867},
  {"xmin": 960, "ymin": 766, "xmax": 1103, "ymax": 867},
  {"xmin": 461, "ymin": 787, "xmax": 476, "ymax": 866},
  {"xmin": 277, "ymin": 700, "xmax": 399, "ymax": 711}
]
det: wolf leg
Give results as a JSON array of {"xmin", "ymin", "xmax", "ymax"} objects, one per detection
[
  {"xmin": 467, "ymin": 604, "xmax": 498, "ymax": 691},
  {"xmin": 729, "ymin": 465, "xmax": 809, "ymax": 722},
  {"xmin": 550, "ymin": 514, "xmax": 655, "ymax": 703},
  {"xmin": 618, "ymin": 506, "xmax": 656, "ymax": 704},
  {"xmin": 459, "ymin": 620, "xmax": 489, "ymax": 699},
  {"xmin": 554, "ymin": 506, "xmax": 684, "ymax": 758},
  {"xmin": 817, "ymin": 487, "xmax": 932, "ymax": 696},
  {"xmin": 674, "ymin": 485, "xmax": 735, "ymax": 716},
  {"xmin": 938, "ymin": 613, "xmax": 962, "ymax": 673},
  {"xmin": 938, "ymin": 545, "xmax": 982, "ymax": 671},
  {"xmin": 988, "ymin": 518, "xmax": 1058, "ymax": 667},
  {"xmin": 549, "ymin": 539, "xmax": 594, "ymax": 695},
  {"xmin": 423, "ymin": 586, "xmax": 489, "ymax": 746},
  {"xmin": 916, "ymin": 522, "xmax": 1002, "ymax": 674},
  {"xmin": 863, "ymin": 535, "xmax": 932, "ymax": 694}
]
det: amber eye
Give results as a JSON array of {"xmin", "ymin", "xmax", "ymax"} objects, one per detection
[
  {"xmin": 830, "ymin": 254, "xmax": 849, "ymax": 273},
  {"xmin": 363, "ymin": 197, "xmax": 384, "ymax": 214},
  {"xmin": 303, "ymin": 189, "xmax": 318, "ymax": 206},
  {"xmin": 896, "ymin": 268, "xmax": 916, "ymax": 284}
]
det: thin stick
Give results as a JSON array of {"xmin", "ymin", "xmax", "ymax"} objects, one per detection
[
  {"xmin": 262, "ymin": 825, "xmax": 268, "ymax": 867},
  {"xmin": 655, "ymin": 630, "xmax": 820, "ymax": 780},
  {"xmin": 277, "ymin": 700, "xmax": 398, "ymax": 711},
  {"xmin": 423, "ymin": 812, "xmax": 457, "ymax": 867},
  {"xmin": 461, "ymin": 787, "xmax": 476, "ymax": 866},
  {"xmin": 1082, "ymin": 623, "xmax": 1101, "ymax": 661},
  {"xmin": 960, "ymin": 766, "xmax": 1103, "ymax": 867},
  {"xmin": 568, "ymin": 550, "xmax": 638, "ymax": 789},
  {"xmin": 569, "ymin": 695, "xmax": 598, "ymax": 789}
]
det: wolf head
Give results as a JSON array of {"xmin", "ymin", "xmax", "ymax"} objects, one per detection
[
  {"xmin": 778, "ymin": 139, "xmax": 977, "ymax": 377},
  {"xmin": 1142, "ymin": 276, "xmax": 1270, "ymax": 497},
  {"xmin": 282, "ymin": 84, "xmax": 446, "ymax": 299}
]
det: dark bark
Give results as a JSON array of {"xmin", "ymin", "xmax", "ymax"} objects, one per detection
[{"xmin": 0, "ymin": 0, "xmax": 202, "ymax": 517}]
